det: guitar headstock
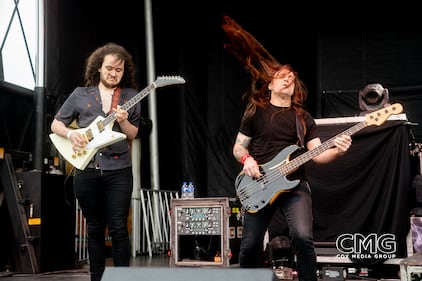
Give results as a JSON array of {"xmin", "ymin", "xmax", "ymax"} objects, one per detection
[
  {"xmin": 155, "ymin": 75, "xmax": 186, "ymax": 88},
  {"xmin": 364, "ymin": 103, "xmax": 403, "ymax": 126}
]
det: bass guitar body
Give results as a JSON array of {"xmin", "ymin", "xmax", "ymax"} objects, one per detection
[{"xmin": 235, "ymin": 144, "xmax": 301, "ymax": 213}]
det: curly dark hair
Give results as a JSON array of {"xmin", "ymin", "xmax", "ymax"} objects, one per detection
[{"xmin": 84, "ymin": 42, "xmax": 138, "ymax": 89}]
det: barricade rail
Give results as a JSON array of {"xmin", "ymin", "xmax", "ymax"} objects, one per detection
[{"xmin": 75, "ymin": 188, "xmax": 179, "ymax": 263}]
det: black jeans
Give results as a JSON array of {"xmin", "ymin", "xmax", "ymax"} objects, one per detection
[
  {"xmin": 239, "ymin": 182, "xmax": 317, "ymax": 281},
  {"xmin": 73, "ymin": 167, "xmax": 133, "ymax": 281}
]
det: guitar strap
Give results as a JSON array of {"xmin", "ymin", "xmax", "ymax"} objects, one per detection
[
  {"xmin": 295, "ymin": 112, "xmax": 306, "ymax": 147},
  {"xmin": 108, "ymin": 87, "xmax": 122, "ymax": 114},
  {"xmin": 110, "ymin": 87, "xmax": 133, "ymax": 148}
]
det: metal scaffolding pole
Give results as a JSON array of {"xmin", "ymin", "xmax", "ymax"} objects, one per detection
[
  {"xmin": 33, "ymin": 0, "xmax": 46, "ymax": 171},
  {"xmin": 144, "ymin": 0, "xmax": 162, "ymax": 254},
  {"xmin": 131, "ymin": 138, "xmax": 142, "ymax": 256},
  {"xmin": 130, "ymin": 0, "xmax": 160, "ymax": 257},
  {"xmin": 144, "ymin": 0, "xmax": 159, "ymax": 192}
]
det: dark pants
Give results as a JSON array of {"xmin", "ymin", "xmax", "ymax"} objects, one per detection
[
  {"xmin": 239, "ymin": 182, "xmax": 317, "ymax": 281},
  {"xmin": 74, "ymin": 167, "xmax": 133, "ymax": 281}
]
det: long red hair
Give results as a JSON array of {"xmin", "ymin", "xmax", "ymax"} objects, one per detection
[{"xmin": 222, "ymin": 15, "xmax": 308, "ymax": 120}]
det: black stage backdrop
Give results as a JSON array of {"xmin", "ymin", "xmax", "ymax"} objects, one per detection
[
  {"xmin": 0, "ymin": 0, "xmax": 420, "ymax": 253},
  {"xmin": 306, "ymin": 120, "xmax": 414, "ymax": 256}
]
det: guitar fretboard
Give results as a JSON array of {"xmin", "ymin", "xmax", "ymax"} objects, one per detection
[
  {"xmin": 280, "ymin": 122, "xmax": 367, "ymax": 175},
  {"xmin": 101, "ymin": 83, "xmax": 157, "ymax": 127}
]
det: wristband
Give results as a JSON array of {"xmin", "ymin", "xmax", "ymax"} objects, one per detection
[
  {"xmin": 66, "ymin": 130, "xmax": 73, "ymax": 139},
  {"xmin": 240, "ymin": 154, "xmax": 251, "ymax": 164}
]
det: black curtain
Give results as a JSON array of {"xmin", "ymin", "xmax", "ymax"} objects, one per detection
[
  {"xmin": 1, "ymin": 2, "xmax": 415, "ymax": 260},
  {"xmin": 317, "ymin": 24, "xmax": 422, "ymax": 138},
  {"xmin": 306, "ymin": 121, "xmax": 415, "ymax": 257}
]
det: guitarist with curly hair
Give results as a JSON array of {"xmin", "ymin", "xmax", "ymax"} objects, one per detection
[{"xmin": 50, "ymin": 43, "xmax": 141, "ymax": 281}]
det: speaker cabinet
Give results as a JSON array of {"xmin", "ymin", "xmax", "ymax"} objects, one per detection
[
  {"xmin": 15, "ymin": 171, "xmax": 76, "ymax": 272},
  {"xmin": 102, "ymin": 267, "xmax": 278, "ymax": 281}
]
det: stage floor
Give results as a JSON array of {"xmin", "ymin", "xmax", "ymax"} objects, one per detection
[
  {"xmin": 0, "ymin": 254, "xmax": 169, "ymax": 281},
  {"xmin": 0, "ymin": 254, "xmax": 403, "ymax": 281}
]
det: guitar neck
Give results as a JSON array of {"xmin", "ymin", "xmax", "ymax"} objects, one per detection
[
  {"xmin": 284, "ymin": 121, "xmax": 367, "ymax": 173},
  {"xmin": 102, "ymin": 83, "xmax": 156, "ymax": 127}
]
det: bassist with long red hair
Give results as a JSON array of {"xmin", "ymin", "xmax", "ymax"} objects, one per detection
[{"xmin": 223, "ymin": 16, "xmax": 352, "ymax": 281}]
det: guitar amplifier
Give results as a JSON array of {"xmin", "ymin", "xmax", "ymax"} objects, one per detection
[{"xmin": 169, "ymin": 197, "xmax": 230, "ymax": 267}]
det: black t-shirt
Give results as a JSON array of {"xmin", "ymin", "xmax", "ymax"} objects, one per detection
[{"xmin": 239, "ymin": 104, "xmax": 318, "ymax": 165}]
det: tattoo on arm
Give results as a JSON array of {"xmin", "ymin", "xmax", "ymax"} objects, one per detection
[{"xmin": 234, "ymin": 133, "xmax": 251, "ymax": 161}]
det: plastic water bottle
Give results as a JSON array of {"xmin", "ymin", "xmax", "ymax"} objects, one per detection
[
  {"xmin": 187, "ymin": 181, "xmax": 195, "ymax": 199},
  {"xmin": 181, "ymin": 181, "xmax": 189, "ymax": 198}
]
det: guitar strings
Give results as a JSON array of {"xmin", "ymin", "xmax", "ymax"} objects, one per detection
[
  {"xmin": 237, "ymin": 122, "xmax": 367, "ymax": 207},
  {"xmin": 237, "ymin": 165, "xmax": 289, "ymax": 202},
  {"xmin": 237, "ymin": 105, "xmax": 399, "ymax": 210}
]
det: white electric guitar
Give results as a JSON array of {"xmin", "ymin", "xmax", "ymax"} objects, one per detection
[{"xmin": 49, "ymin": 76, "xmax": 185, "ymax": 170}]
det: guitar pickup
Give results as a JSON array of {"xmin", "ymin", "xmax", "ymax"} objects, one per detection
[
  {"xmin": 85, "ymin": 129, "xmax": 94, "ymax": 141},
  {"xmin": 255, "ymin": 173, "xmax": 268, "ymax": 188},
  {"xmin": 96, "ymin": 120, "xmax": 105, "ymax": 132}
]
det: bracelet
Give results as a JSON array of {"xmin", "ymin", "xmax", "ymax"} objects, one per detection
[
  {"xmin": 66, "ymin": 130, "xmax": 73, "ymax": 139},
  {"xmin": 240, "ymin": 154, "xmax": 251, "ymax": 164}
]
